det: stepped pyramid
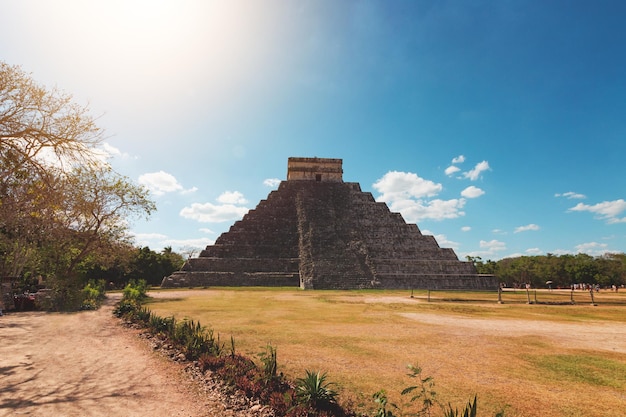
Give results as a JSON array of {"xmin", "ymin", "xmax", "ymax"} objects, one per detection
[{"xmin": 162, "ymin": 157, "xmax": 497, "ymax": 290}]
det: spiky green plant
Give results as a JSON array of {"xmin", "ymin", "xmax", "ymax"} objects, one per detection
[
  {"xmin": 149, "ymin": 313, "xmax": 176, "ymax": 335},
  {"xmin": 258, "ymin": 344, "xmax": 278, "ymax": 382},
  {"xmin": 295, "ymin": 370, "xmax": 338, "ymax": 410},
  {"xmin": 134, "ymin": 306, "xmax": 151, "ymax": 323},
  {"xmin": 443, "ymin": 396, "xmax": 477, "ymax": 417}
]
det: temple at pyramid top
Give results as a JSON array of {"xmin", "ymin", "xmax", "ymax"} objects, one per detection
[
  {"xmin": 287, "ymin": 157, "xmax": 343, "ymax": 182},
  {"xmin": 162, "ymin": 157, "xmax": 497, "ymax": 290}
]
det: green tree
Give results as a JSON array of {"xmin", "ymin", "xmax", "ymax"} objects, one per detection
[
  {"xmin": 0, "ymin": 62, "xmax": 102, "ymax": 179},
  {"xmin": 1, "ymin": 62, "xmax": 155, "ymax": 309},
  {"xmin": 1, "ymin": 61, "xmax": 104, "ymax": 280},
  {"xmin": 126, "ymin": 246, "xmax": 183, "ymax": 286}
]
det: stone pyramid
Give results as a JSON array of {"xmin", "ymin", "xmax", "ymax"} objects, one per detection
[{"xmin": 162, "ymin": 157, "xmax": 497, "ymax": 290}]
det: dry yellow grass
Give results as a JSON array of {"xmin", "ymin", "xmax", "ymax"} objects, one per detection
[{"xmin": 145, "ymin": 288, "xmax": 626, "ymax": 417}]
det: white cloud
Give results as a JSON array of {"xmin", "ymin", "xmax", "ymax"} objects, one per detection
[
  {"xmin": 180, "ymin": 202, "xmax": 249, "ymax": 223},
  {"xmin": 445, "ymin": 165, "xmax": 461, "ymax": 176},
  {"xmin": 264, "ymin": 178, "xmax": 281, "ymax": 187},
  {"xmin": 373, "ymin": 171, "xmax": 469, "ymax": 222},
  {"xmin": 480, "ymin": 239, "xmax": 506, "ymax": 252},
  {"xmin": 463, "ymin": 160, "xmax": 490, "ymax": 181},
  {"xmin": 388, "ymin": 198, "xmax": 466, "ymax": 222},
  {"xmin": 199, "ymin": 228, "xmax": 215, "ymax": 234},
  {"xmin": 90, "ymin": 142, "xmax": 136, "ymax": 166},
  {"xmin": 568, "ymin": 199, "xmax": 626, "ymax": 224},
  {"xmin": 461, "ymin": 226, "xmax": 471, "ymax": 232},
  {"xmin": 432, "ymin": 234, "xmax": 459, "ymax": 250},
  {"xmin": 130, "ymin": 232, "xmax": 168, "ymax": 250},
  {"xmin": 555, "ymin": 191, "xmax": 586, "ymax": 199},
  {"xmin": 132, "ymin": 232, "xmax": 168, "ymax": 242},
  {"xmin": 181, "ymin": 187, "xmax": 198, "ymax": 195},
  {"xmin": 217, "ymin": 191, "xmax": 248, "ymax": 205},
  {"xmin": 138, "ymin": 171, "xmax": 192, "ymax": 196},
  {"xmin": 164, "ymin": 238, "xmax": 214, "ymax": 251},
  {"xmin": 463, "ymin": 239, "xmax": 506, "ymax": 258},
  {"xmin": 514, "ymin": 224, "xmax": 540, "ymax": 233},
  {"xmin": 525, "ymin": 248, "xmax": 543, "ymax": 255},
  {"xmin": 575, "ymin": 241, "xmax": 609, "ymax": 256},
  {"xmin": 452, "ymin": 155, "xmax": 465, "ymax": 164},
  {"xmin": 461, "ymin": 186, "xmax": 485, "ymax": 198},
  {"xmin": 373, "ymin": 171, "xmax": 442, "ymax": 200}
]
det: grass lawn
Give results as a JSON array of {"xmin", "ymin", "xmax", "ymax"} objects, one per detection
[{"xmin": 145, "ymin": 288, "xmax": 626, "ymax": 417}]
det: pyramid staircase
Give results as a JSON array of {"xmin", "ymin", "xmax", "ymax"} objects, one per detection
[{"xmin": 163, "ymin": 159, "xmax": 497, "ymax": 290}]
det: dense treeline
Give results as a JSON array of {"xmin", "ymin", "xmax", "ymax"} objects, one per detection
[
  {"xmin": 81, "ymin": 245, "xmax": 185, "ymax": 289},
  {"xmin": 12, "ymin": 244, "xmax": 184, "ymax": 309},
  {"xmin": 469, "ymin": 253, "xmax": 626, "ymax": 289}
]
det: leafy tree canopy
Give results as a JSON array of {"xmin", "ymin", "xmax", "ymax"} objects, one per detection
[{"xmin": 1, "ymin": 62, "xmax": 156, "ymax": 309}]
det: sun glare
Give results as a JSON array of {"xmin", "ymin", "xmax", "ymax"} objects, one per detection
[{"xmin": 40, "ymin": 0, "xmax": 277, "ymax": 112}]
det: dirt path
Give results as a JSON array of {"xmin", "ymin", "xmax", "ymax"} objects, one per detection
[
  {"xmin": 0, "ymin": 294, "xmax": 222, "ymax": 417},
  {"xmin": 399, "ymin": 312, "xmax": 626, "ymax": 354}
]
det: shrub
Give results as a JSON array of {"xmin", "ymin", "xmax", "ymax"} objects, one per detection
[
  {"xmin": 113, "ymin": 299, "xmax": 139, "ymax": 317},
  {"xmin": 295, "ymin": 370, "xmax": 339, "ymax": 410},
  {"xmin": 172, "ymin": 319, "xmax": 223, "ymax": 360},
  {"xmin": 122, "ymin": 279, "xmax": 147, "ymax": 301},
  {"xmin": 80, "ymin": 279, "xmax": 106, "ymax": 310},
  {"xmin": 148, "ymin": 313, "xmax": 176, "ymax": 335},
  {"xmin": 36, "ymin": 275, "xmax": 84, "ymax": 311}
]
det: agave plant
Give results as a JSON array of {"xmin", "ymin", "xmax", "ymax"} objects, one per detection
[{"xmin": 295, "ymin": 370, "xmax": 338, "ymax": 409}]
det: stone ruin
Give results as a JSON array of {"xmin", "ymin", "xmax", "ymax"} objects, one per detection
[{"xmin": 162, "ymin": 157, "xmax": 498, "ymax": 290}]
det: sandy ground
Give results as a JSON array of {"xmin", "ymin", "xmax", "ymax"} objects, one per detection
[
  {"xmin": 0, "ymin": 293, "xmax": 218, "ymax": 417},
  {"xmin": 399, "ymin": 312, "xmax": 626, "ymax": 354}
]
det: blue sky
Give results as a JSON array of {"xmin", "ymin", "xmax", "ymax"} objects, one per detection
[{"xmin": 2, "ymin": 1, "xmax": 625, "ymax": 260}]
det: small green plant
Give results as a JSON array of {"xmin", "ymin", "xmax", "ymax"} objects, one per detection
[
  {"xmin": 400, "ymin": 363, "xmax": 437, "ymax": 416},
  {"xmin": 149, "ymin": 313, "xmax": 176, "ymax": 335},
  {"xmin": 113, "ymin": 299, "xmax": 139, "ymax": 317},
  {"xmin": 373, "ymin": 390, "xmax": 398, "ymax": 417},
  {"xmin": 258, "ymin": 344, "xmax": 278, "ymax": 382},
  {"xmin": 443, "ymin": 396, "xmax": 477, "ymax": 417},
  {"xmin": 295, "ymin": 370, "xmax": 339, "ymax": 410},
  {"xmin": 230, "ymin": 335, "xmax": 236, "ymax": 358},
  {"xmin": 134, "ymin": 305, "xmax": 151, "ymax": 323}
]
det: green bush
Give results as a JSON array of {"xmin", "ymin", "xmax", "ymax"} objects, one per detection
[
  {"xmin": 113, "ymin": 299, "xmax": 139, "ymax": 317},
  {"xmin": 296, "ymin": 370, "xmax": 339, "ymax": 410},
  {"xmin": 122, "ymin": 279, "xmax": 147, "ymax": 301},
  {"xmin": 80, "ymin": 279, "xmax": 106, "ymax": 310}
]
